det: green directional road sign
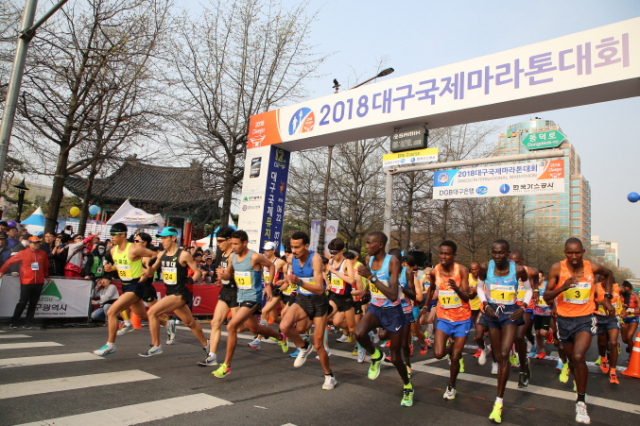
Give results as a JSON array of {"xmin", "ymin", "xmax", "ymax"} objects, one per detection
[{"xmin": 521, "ymin": 130, "xmax": 566, "ymax": 150}]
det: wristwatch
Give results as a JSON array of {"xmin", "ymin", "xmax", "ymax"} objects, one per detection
[
  {"xmin": 604, "ymin": 293, "xmax": 613, "ymax": 299},
  {"xmin": 369, "ymin": 276, "xmax": 378, "ymax": 284}
]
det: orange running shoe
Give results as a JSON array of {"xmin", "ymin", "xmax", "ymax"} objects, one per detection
[
  {"xmin": 600, "ymin": 356, "xmax": 609, "ymax": 374},
  {"xmin": 419, "ymin": 345, "xmax": 427, "ymax": 355},
  {"xmin": 609, "ymin": 371, "xmax": 619, "ymax": 385},
  {"xmin": 536, "ymin": 351, "xmax": 547, "ymax": 359},
  {"xmin": 409, "ymin": 345, "xmax": 414, "ymax": 357},
  {"xmin": 546, "ymin": 333, "xmax": 554, "ymax": 344},
  {"xmin": 473, "ymin": 348, "xmax": 482, "ymax": 358},
  {"xmin": 384, "ymin": 341, "xmax": 391, "ymax": 348}
]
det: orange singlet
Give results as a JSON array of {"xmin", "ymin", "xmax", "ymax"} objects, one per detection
[
  {"xmin": 556, "ymin": 259, "xmax": 595, "ymax": 318},
  {"xmin": 593, "ymin": 282, "xmax": 620, "ymax": 316},
  {"xmin": 434, "ymin": 263, "xmax": 471, "ymax": 322}
]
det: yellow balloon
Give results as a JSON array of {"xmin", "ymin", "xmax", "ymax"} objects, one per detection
[{"xmin": 70, "ymin": 207, "xmax": 80, "ymax": 217}]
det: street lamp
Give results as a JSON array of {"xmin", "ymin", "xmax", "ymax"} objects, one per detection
[
  {"xmin": 13, "ymin": 177, "xmax": 29, "ymax": 222},
  {"xmin": 521, "ymin": 202, "xmax": 554, "ymax": 256}
]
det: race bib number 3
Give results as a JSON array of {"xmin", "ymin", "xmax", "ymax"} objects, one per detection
[
  {"xmin": 117, "ymin": 265, "xmax": 132, "ymax": 281},
  {"xmin": 163, "ymin": 267, "xmax": 178, "ymax": 285},
  {"xmin": 489, "ymin": 285, "xmax": 516, "ymax": 305},
  {"xmin": 235, "ymin": 271, "xmax": 252, "ymax": 290},
  {"xmin": 438, "ymin": 289, "xmax": 461, "ymax": 309},
  {"xmin": 563, "ymin": 282, "xmax": 591, "ymax": 304}
]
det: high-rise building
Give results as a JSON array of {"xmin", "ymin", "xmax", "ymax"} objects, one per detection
[
  {"xmin": 496, "ymin": 118, "xmax": 591, "ymax": 244},
  {"xmin": 591, "ymin": 236, "xmax": 619, "ymax": 267}
]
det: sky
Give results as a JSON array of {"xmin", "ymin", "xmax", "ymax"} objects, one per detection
[{"xmin": 174, "ymin": 0, "xmax": 640, "ymax": 272}]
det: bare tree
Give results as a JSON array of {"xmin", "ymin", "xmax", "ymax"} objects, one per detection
[
  {"xmin": 168, "ymin": 0, "xmax": 326, "ymax": 228},
  {"xmin": 0, "ymin": 1, "xmax": 21, "ymax": 104}
]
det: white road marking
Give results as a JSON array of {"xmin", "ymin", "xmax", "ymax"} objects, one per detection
[
  {"xmin": 0, "ymin": 370, "xmax": 158, "ymax": 400},
  {"xmin": 0, "ymin": 334, "xmax": 31, "ymax": 339},
  {"xmin": 0, "ymin": 342, "xmax": 62, "ymax": 351},
  {"xmin": 15, "ymin": 393, "xmax": 232, "ymax": 426},
  {"xmin": 0, "ymin": 352, "xmax": 103, "ymax": 369}
]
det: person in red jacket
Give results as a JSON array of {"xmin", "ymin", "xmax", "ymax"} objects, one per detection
[{"xmin": 0, "ymin": 235, "xmax": 51, "ymax": 329}]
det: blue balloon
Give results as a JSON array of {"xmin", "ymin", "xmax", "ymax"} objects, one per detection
[
  {"xmin": 88, "ymin": 205, "xmax": 100, "ymax": 215},
  {"xmin": 628, "ymin": 192, "xmax": 640, "ymax": 203}
]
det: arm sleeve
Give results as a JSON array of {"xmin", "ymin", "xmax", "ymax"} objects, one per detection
[
  {"xmin": 476, "ymin": 279, "xmax": 487, "ymax": 303},
  {"xmin": 522, "ymin": 279, "xmax": 533, "ymax": 305}
]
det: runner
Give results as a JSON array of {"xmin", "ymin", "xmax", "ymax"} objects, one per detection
[
  {"xmin": 355, "ymin": 231, "xmax": 413, "ymax": 407},
  {"xmin": 532, "ymin": 270, "xmax": 552, "ymax": 359},
  {"xmin": 508, "ymin": 250, "xmax": 539, "ymax": 386},
  {"xmin": 93, "ymin": 223, "xmax": 157, "ymax": 356},
  {"xmin": 404, "ymin": 256, "xmax": 425, "ymax": 356},
  {"xmin": 425, "ymin": 240, "xmax": 471, "ymax": 400},
  {"xmin": 345, "ymin": 249, "xmax": 369, "ymax": 362},
  {"xmin": 621, "ymin": 281, "xmax": 640, "ymax": 355},
  {"xmin": 212, "ymin": 230, "xmax": 288, "ymax": 378},
  {"xmin": 198, "ymin": 227, "xmax": 237, "ymax": 367},
  {"xmin": 544, "ymin": 237, "xmax": 614, "ymax": 424},
  {"xmin": 327, "ymin": 238, "xmax": 357, "ymax": 344},
  {"xmin": 248, "ymin": 241, "xmax": 287, "ymax": 349},
  {"xmin": 476, "ymin": 239, "xmax": 531, "ymax": 424},
  {"xmin": 142, "ymin": 227, "xmax": 209, "ymax": 357},
  {"xmin": 593, "ymin": 280, "xmax": 621, "ymax": 384},
  {"xmin": 278, "ymin": 231, "xmax": 337, "ymax": 390}
]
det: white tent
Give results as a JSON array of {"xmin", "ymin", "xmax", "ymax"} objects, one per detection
[
  {"xmin": 106, "ymin": 199, "xmax": 165, "ymax": 227},
  {"xmin": 21, "ymin": 206, "xmax": 46, "ymax": 235}
]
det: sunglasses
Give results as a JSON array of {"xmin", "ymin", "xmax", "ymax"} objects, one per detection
[
  {"xmin": 329, "ymin": 251, "xmax": 339, "ymax": 255},
  {"xmin": 110, "ymin": 232, "xmax": 124, "ymax": 236}
]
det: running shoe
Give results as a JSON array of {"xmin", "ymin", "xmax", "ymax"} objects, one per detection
[
  {"xmin": 347, "ymin": 333, "xmax": 354, "ymax": 343},
  {"xmin": 459, "ymin": 358, "xmax": 465, "ymax": 373},
  {"xmin": 9, "ymin": 324, "xmax": 18, "ymax": 329},
  {"xmin": 289, "ymin": 348, "xmax": 300, "ymax": 358},
  {"xmin": 409, "ymin": 344, "xmax": 414, "ymax": 357},
  {"xmin": 528, "ymin": 344, "xmax": 537, "ymax": 359},
  {"xmin": 293, "ymin": 344, "xmax": 314, "ymax": 367},
  {"xmin": 575, "ymin": 401, "xmax": 590, "ymax": 424},
  {"xmin": 419, "ymin": 345, "xmax": 427, "ymax": 355},
  {"xmin": 384, "ymin": 354, "xmax": 393, "ymax": 364},
  {"xmin": 600, "ymin": 357, "xmax": 609, "ymax": 374},
  {"xmin": 401, "ymin": 386, "xmax": 414, "ymax": 407},
  {"xmin": 491, "ymin": 362, "xmax": 499, "ymax": 375},
  {"xmin": 443, "ymin": 385, "xmax": 457, "ymax": 400},
  {"xmin": 371, "ymin": 331, "xmax": 380, "ymax": 344},
  {"xmin": 352, "ymin": 346, "xmax": 358, "ymax": 356},
  {"xmin": 269, "ymin": 333, "xmax": 289, "ymax": 353},
  {"xmin": 383, "ymin": 340, "xmax": 391, "ymax": 348},
  {"xmin": 357, "ymin": 345, "xmax": 366, "ymax": 363},
  {"xmin": 336, "ymin": 334, "xmax": 349, "ymax": 343},
  {"xmin": 489, "ymin": 403, "xmax": 503, "ymax": 424},
  {"xmin": 479, "ymin": 347, "xmax": 489, "ymax": 366},
  {"xmin": 212, "ymin": 363, "xmax": 230, "ymax": 379},
  {"xmin": 22, "ymin": 325, "xmax": 33, "ymax": 330},
  {"xmin": 116, "ymin": 324, "xmax": 134, "ymax": 336},
  {"xmin": 368, "ymin": 352, "xmax": 382, "ymax": 380},
  {"xmin": 509, "ymin": 352, "xmax": 520, "ymax": 368},
  {"xmin": 556, "ymin": 359, "xmax": 564, "ymax": 370},
  {"xmin": 609, "ymin": 371, "xmax": 620, "ymax": 385},
  {"xmin": 594, "ymin": 356, "xmax": 601, "ymax": 365},
  {"xmin": 197, "ymin": 354, "xmax": 218, "ymax": 366},
  {"xmin": 536, "ymin": 351, "xmax": 547, "ymax": 359},
  {"xmin": 93, "ymin": 344, "xmax": 116, "ymax": 357},
  {"xmin": 546, "ymin": 332, "xmax": 554, "ymax": 344},
  {"xmin": 248, "ymin": 338, "xmax": 261, "ymax": 349},
  {"xmin": 473, "ymin": 348, "xmax": 482, "ymax": 358},
  {"xmin": 322, "ymin": 375, "xmax": 337, "ymax": 390},
  {"xmin": 407, "ymin": 365, "xmax": 411, "ymax": 379},
  {"xmin": 573, "ymin": 380, "xmax": 577, "ymax": 392},
  {"xmin": 166, "ymin": 319, "xmax": 176, "ymax": 345},
  {"xmin": 559, "ymin": 362, "xmax": 570, "ymax": 383},
  {"xmin": 139, "ymin": 345, "xmax": 163, "ymax": 357}
]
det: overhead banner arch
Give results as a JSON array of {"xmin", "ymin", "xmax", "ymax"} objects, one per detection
[{"xmin": 239, "ymin": 17, "xmax": 640, "ymax": 251}]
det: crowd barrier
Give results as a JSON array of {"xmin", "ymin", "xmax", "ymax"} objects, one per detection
[{"xmin": 0, "ymin": 275, "xmax": 221, "ymax": 320}]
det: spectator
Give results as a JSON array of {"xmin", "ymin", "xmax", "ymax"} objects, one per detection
[
  {"xmin": 6, "ymin": 227, "xmax": 19, "ymax": 249},
  {"xmin": 51, "ymin": 234, "xmax": 71, "ymax": 276},
  {"xmin": 0, "ymin": 235, "xmax": 50, "ymax": 329},
  {"xmin": 92, "ymin": 235, "xmax": 100, "ymax": 245},
  {"xmin": 104, "ymin": 239, "xmax": 112, "ymax": 252},
  {"xmin": 11, "ymin": 233, "xmax": 32, "ymax": 254},
  {"xmin": 82, "ymin": 242, "xmax": 108, "ymax": 280},
  {"xmin": 0, "ymin": 221, "xmax": 7, "ymax": 233},
  {"xmin": 90, "ymin": 277, "xmax": 119, "ymax": 323},
  {"xmin": 63, "ymin": 225, "xmax": 73, "ymax": 235},
  {"xmin": 0, "ymin": 232, "xmax": 11, "ymax": 267},
  {"xmin": 19, "ymin": 227, "xmax": 29, "ymax": 238},
  {"xmin": 202, "ymin": 255, "xmax": 215, "ymax": 283},
  {"xmin": 64, "ymin": 234, "xmax": 95, "ymax": 277}
]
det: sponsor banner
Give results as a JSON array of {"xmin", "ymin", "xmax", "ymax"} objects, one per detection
[
  {"xmin": 260, "ymin": 147, "xmax": 290, "ymax": 251},
  {"xmin": 324, "ymin": 220, "xmax": 339, "ymax": 255},
  {"xmin": 383, "ymin": 147, "xmax": 438, "ymax": 168},
  {"xmin": 248, "ymin": 18, "xmax": 640, "ymax": 151},
  {"xmin": 309, "ymin": 220, "xmax": 321, "ymax": 253},
  {"xmin": 0, "ymin": 276, "xmax": 92, "ymax": 318},
  {"xmin": 433, "ymin": 159, "xmax": 564, "ymax": 200},
  {"xmin": 111, "ymin": 282, "xmax": 221, "ymax": 315}
]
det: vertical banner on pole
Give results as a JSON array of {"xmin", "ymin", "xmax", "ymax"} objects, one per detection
[
  {"xmin": 309, "ymin": 220, "xmax": 321, "ymax": 252},
  {"xmin": 324, "ymin": 220, "xmax": 339, "ymax": 254},
  {"xmin": 238, "ymin": 145, "xmax": 290, "ymax": 252}
]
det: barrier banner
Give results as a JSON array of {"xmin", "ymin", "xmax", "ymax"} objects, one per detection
[
  {"xmin": 433, "ymin": 159, "xmax": 565, "ymax": 200},
  {"xmin": 112, "ymin": 282, "xmax": 220, "ymax": 315},
  {"xmin": 0, "ymin": 276, "xmax": 92, "ymax": 318}
]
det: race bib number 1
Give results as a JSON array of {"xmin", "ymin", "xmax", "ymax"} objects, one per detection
[{"xmin": 489, "ymin": 285, "xmax": 516, "ymax": 304}]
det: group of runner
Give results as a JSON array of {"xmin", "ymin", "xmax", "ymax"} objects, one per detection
[{"xmin": 91, "ymin": 222, "xmax": 640, "ymax": 424}]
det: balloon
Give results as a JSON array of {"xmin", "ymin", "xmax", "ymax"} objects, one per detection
[
  {"xmin": 69, "ymin": 207, "xmax": 80, "ymax": 217},
  {"xmin": 628, "ymin": 192, "xmax": 640, "ymax": 203},
  {"xmin": 6, "ymin": 220, "xmax": 17, "ymax": 228},
  {"xmin": 89, "ymin": 205, "xmax": 100, "ymax": 216}
]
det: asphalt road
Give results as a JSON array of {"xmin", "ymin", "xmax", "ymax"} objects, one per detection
[{"xmin": 0, "ymin": 321, "xmax": 639, "ymax": 426}]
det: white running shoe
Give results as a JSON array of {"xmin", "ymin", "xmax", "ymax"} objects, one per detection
[
  {"xmin": 443, "ymin": 386, "xmax": 457, "ymax": 400},
  {"xmin": 93, "ymin": 344, "xmax": 116, "ymax": 356},
  {"xmin": 372, "ymin": 331, "xmax": 380, "ymax": 345},
  {"xmin": 294, "ymin": 344, "xmax": 314, "ymax": 368},
  {"xmin": 166, "ymin": 319, "xmax": 177, "ymax": 345},
  {"xmin": 322, "ymin": 375, "xmax": 337, "ymax": 390},
  {"xmin": 336, "ymin": 334, "xmax": 349, "ymax": 343},
  {"xmin": 478, "ymin": 346, "xmax": 489, "ymax": 366},
  {"xmin": 575, "ymin": 402, "xmax": 590, "ymax": 424},
  {"xmin": 197, "ymin": 353, "xmax": 218, "ymax": 366},
  {"xmin": 491, "ymin": 361, "xmax": 499, "ymax": 375},
  {"xmin": 357, "ymin": 345, "xmax": 367, "ymax": 363},
  {"xmin": 116, "ymin": 325, "xmax": 134, "ymax": 336}
]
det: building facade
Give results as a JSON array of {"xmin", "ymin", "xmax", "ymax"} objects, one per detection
[
  {"xmin": 591, "ymin": 235, "xmax": 619, "ymax": 267},
  {"xmin": 496, "ymin": 118, "xmax": 591, "ymax": 245}
]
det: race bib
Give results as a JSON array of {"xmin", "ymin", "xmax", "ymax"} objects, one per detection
[
  {"xmin": 235, "ymin": 271, "xmax": 252, "ymax": 290},
  {"xmin": 116, "ymin": 264, "xmax": 132, "ymax": 281},
  {"xmin": 297, "ymin": 277, "xmax": 315, "ymax": 295},
  {"xmin": 163, "ymin": 267, "xmax": 178, "ymax": 285},
  {"xmin": 370, "ymin": 278, "xmax": 389, "ymax": 301},
  {"xmin": 489, "ymin": 284, "xmax": 516, "ymax": 305},
  {"xmin": 31, "ymin": 262, "xmax": 39, "ymax": 271},
  {"xmin": 516, "ymin": 285, "xmax": 526, "ymax": 303},
  {"xmin": 283, "ymin": 281, "xmax": 298, "ymax": 295},
  {"xmin": 562, "ymin": 282, "xmax": 591, "ymax": 304},
  {"xmin": 438, "ymin": 289, "xmax": 462, "ymax": 309},
  {"xmin": 537, "ymin": 296, "xmax": 548, "ymax": 307},
  {"xmin": 331, "ymin": 273, "xmax": 344, "ymax": 292},
  {"xmin": 263, "ymin": 272, "xmax": 270, "ymax": 285}
]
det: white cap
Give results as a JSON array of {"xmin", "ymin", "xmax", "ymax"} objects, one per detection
[{"xmin": 262, "ymin": 241, "xmax": 277, "ymax": 251}]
